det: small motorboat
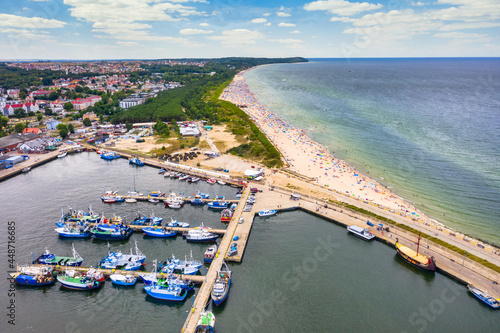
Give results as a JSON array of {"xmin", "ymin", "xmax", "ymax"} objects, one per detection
[
  {"xmin": 143, "ymin": 282, "xmax": 188, "ymax": 301},
  {"xmin": 204, "ymin": 244, "xmax": 218, "ymax": 263},
  {"xmin": 21, "ymin": 166, "xmax": 31, "ymax": 173},
  {"xmin": 149, "ymin": 198, "xmax": 159, "ymax": 203},
  {"xmin": 110, "ymin": 274, "xmax": 137, "ymax": 286},
  {"xmin": 347, "ymin": 225, "xmax": 375, "ymax": 241},
  {"xmin": 220, "ymin": 209, "xmax": 233, "ymax": 223},
  {"xmin": 129, "ymin": 157, "xmax": 145, "ymax": 166},
  {"xmin": 217, "ymin": 180, "xmax": 226, "ymax": 185},
  {"xmin": 57, "ymin": 152, "xmax": 67, "ymax": 158},
  {"xmin": 258, "ymin": 209, "xmax": 277, "ymax": 217},
  {"xmin": 167, "ymin": 218, "xmax": 189, "ymax": 228},
  {"xmin": 125, "ymin": 198, "xmax": 137, "ymax": 203},
  {"xmin": 185, "ymin": 228, "xmax": 218, "ymax": 243},
  {"xmin": 196, "ymin": 311, "xmax": 215, "ymax": 333},
  {"xmin": 206, "ymin": 179, "xmax": 216, "ymax": 185}
]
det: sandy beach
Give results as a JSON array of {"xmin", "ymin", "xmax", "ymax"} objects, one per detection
[{"xmin": 220, "ymin": 71, "xmax": 429, "ymax": 218}]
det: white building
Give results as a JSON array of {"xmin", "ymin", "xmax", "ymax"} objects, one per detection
[{"xmin": 119, "ymin": 98, "xmax": 145, "ymax": 109}]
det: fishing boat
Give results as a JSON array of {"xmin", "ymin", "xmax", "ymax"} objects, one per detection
[
  {"xmin": 190, "ymin": 198, "xmax": 206, "ymax": 206},
  {"xmin": 65, "ymin": 206, "xmax": 101, "ymax": 223},
  {"xmin": 91, "ymin": 225, "xmax": 133, "ymax": 241},
  {"xmin": 211, "ymin": 261, "xmax": 231, "ymax": 306},
  {"xmin": 160, "ymin": 252, "xmax": 203, "ymax": 275},
  {"xmin": 148, "ymin": 198, "xmax": 159, "ymax": 203},
  {"xmin": 143, "ymin": 281, "xmax": 188, "ymax": 301},
  {"xmin": 467, "ymin": 285, "xmax": 500, "ymax": 309},
  {"xmin": 164, "ymin": 192, "xmax": 185, "ymax": 208},
  {"xmin": 129, "ymin": 157, "xmax": 145, "ymax": 166},
  {"xmin": 99, "ymin": 240, "xmax": 146, "ymax": 271},
  {"xmin": 54, "ymin": 222, "xmax": 91, "ymax": 238},
  {"xmin": 167, "ymin": 218, "xmax": 190, "ymax": 228},
  {"xmin": 347, "ymin": 225, "xmax": 375, "ymax": 241},
  {"xmin": 220, "ymin": 209, "xmax": 233, "ymax": 223},
  {"xmin": 21, "ymin": 166, "xmax": 31, "ymax": 173},
  {"xmin": 185, "ymin": 228, "xmax": 218, "ymax": 243},
  {"xmin": 166, "ymin": 202, "xmax": 182, "ymax": 209},
  {"xmin": 84, "ymin": 268, "xmax": 105, "ymax": 282},
  {"xmin": 197, "ymin": 191, "xmax": 210, "ymax": 199},
  {"xmin": 158, "ymin": 168, "xmax": 166, "ymax": 174},
  {"xmin": 204, "ymin": 244, "xmax": 218, "ymax": 263},
  {"xmin": 179, "ymin": 174, "xmax": 190, "ymax": 181},
  {"xmin": 159, "ymin": 274, "xmax": 195, "ymax": 291},
  {"xmin": 207, "ymin": 200, "xmax": 229, "ymax": 210},
  {"xmin": 196, "ymin": 311, "xmax": 215, "ymax": 333},
  {"xmin": 57, "ymin": 152, "xmax": 67, "ymax": 158},
  {"xmin": 149, "ymin": 190, "xmax": 164, "ymax": 197},
  {"xmin": 191, "ymin": 177, "xmax": 200, "ymax": 183},
  {"xmin": 395, "ymin": 236, "xmax": 436, "ymax": 272},
  {"xmin": 133, "ymin": 212, "xmax": 163, "ymax": 226},
  {"xmin": 258, "ymin": 209, "xmax": 277, "ymax": 217},
  {"xmin": 110, "ymin": 274, "xmax": 137, "ymax": 286},
  {"xmin": 57, "ymin": 269, "xmax": 101, "ymax": 291},
  {"xmin": 34, "ymin": 244, "xmax": 83, "ymax": 266},
  {"xmin": 12, "ymin": 265, "xmax": 55, "ymax": 286},
  {"xmin": 143, "ymin": 226, "xmax": 177, "ymax": 238}
]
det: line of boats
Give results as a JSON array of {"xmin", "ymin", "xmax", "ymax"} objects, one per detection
[{"xmin": 159, "ymin": 168, "xmax": 227, "ymax": 186}]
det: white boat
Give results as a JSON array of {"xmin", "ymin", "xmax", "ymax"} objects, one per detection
[
  {"xmin": 21, "ymin": 166, "xmax": 31, "ymax": 173},
  {"xmin": 258, "ymin": 209, "xmax": 277, "ymax": 217},
  {"xmin": 185, "ymin": 228, "xmax": 218, "ymax": 243},
  {"xmin": 110, "ymin": 274, "xmax": 137, "ymax": 286},
  {"xmin": 57, "ymin": 152, "xmax": 67, "ymax": 158},
  {"xmin": 467, "ymin": 284, "xmax": 500, "ymax": 309},
  {"xmin": 347, "ymin": 225, "xmax": 375, "ymax": 241},
  {"xmin": 217, "ymin": 180, "xmax": 226, "ymax": 185},
  {"xmin": 167, "ymin": 218, "xmax": 190, "ymax": 228},
  {"xmin": 149, "ymin": 198, "xmax": 159, "ymax": 203},
  {"xmin": 125, "ymin": 198, "xmax": 137, "ymax": 203}
]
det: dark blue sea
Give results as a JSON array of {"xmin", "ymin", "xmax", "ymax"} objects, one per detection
[{"xmin": 245, "ymin": 58, "xmax": 500, "ymax": 245}]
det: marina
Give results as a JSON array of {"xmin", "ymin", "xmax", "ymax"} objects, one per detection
[{"xmin": 3, "ymin": 149, "xmax": 500, "ymax": 332}]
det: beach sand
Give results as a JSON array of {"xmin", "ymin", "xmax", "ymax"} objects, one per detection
[{"xmin": 220, "ymin": 71, "xmax": 425, "ymax": 217}]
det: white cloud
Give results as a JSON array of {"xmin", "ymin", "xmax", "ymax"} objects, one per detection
[
  {"xmin": 0, "ymin": 13, "xmax": 66, "ymax": 28},
  {"xmin": 330, "ymin": 16, "xmax": 355, "ymax": 22},
  {"xmin": 304, "ymin": 0, "xmax": 383, "ymax": 16},
  {"xmin": 74, "ymin": 32, "xmax": 80, "ymax": 35},
  {"xmin": 290, "ymin": 30, "xmax": 301, "ymax": 34},
  {"xmin": 63, "ymin": 0, "xmax": 206, "ymax": 42},
  {"xmin": 180, "ymin": 28, "xmax": 213, "ymax": 35},
  {"xmin": 251, "ymin": 18, "xmax": 267, "ymax": 24},
  {"xmin": 278, "ymin": 22, "xmax": 296, "ymax": 27},
  {"xmin": 411, "ymin": 1, "xmax": 425, "ymax": 6},
  {"xmin": 199, "ymin": 23, "xmax": 210, "ymax": 27},
  {"xmin": 269, "ymin": 38, "xmax": 303, "ymax": 44},
  {"xmin": 207, "ymin": 29, "xmax": 264, "ymax": 45},
  {"xmin": 28, "ymin": 0, "xmax": 49, "ymax": 2},
  {"xmin": 117, "ymin": 41, "xmax": 138, "ymax": 46},
  {"xmin": 263, "ymin": 13, "xmax": 271, "ymax": 17},
  {"xmin": 277, "ymin": 12, "xmax": 291, "ymax": 17},
  {"xmin": 0, "ymin": 28, "xmax": 54, "ymax": 41},
  {"xmin": 265, "ymin": 22, "xmax": 272, "ymax": 26},
  {"xmin": 434, "ymin": 31, "xmax": 490, "ymax": 41}
]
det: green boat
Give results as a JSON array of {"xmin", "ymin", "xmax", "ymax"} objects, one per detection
[
  {"xmin": 34, "ymin": 244, "xmax": 84, "ymax": 266},
  {"xmin": 57, "ymin": 269, "xmax": 101, "ymax": 290},
  {"xmin": 196, "ymin": 311, "xmax": 215, "ymax": 333}
]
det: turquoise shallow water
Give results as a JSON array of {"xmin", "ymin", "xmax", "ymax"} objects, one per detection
[
  {"xmin": 0, "ymin": 154, "xmax": 498, "ymax": 332},
  {"xmin": 244, "ymin": 58, "xmax": 500, "ymax": 245}
]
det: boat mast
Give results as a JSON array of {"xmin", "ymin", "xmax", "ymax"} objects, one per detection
[{"xmin": 416, "ymin": 231, "xmax": 421, "ymax": 255}]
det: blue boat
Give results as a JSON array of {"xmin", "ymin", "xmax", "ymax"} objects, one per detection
[
  {"xmin": 190, "ymin": 198, "xmax": 206, "ymax": 206},
  {"xmin": 160, "ymin": 251, "xmax": 202, "ymax": 275},
  {"xmin": 54, "ymin": 223, "xmax": 91, "ymax": 238},
  {"xmin": 110, "ymin": 274, "xmax": 137, "ymax": 286},
  {"xmin": 144, "ymin": 281, "xmax": 188, "ymax": 301},
  {"xmin": 129, "ymin": 157, "xmax": 145, "ymax": 166},
  {"xmin": 258, "ymin": 209, "xmax": 277, "ymax": 217},
  {"xmin": 185, "ymin": 228, "xmax": 218, "ymax": 243},
  {"xmin": 13, "ymin": 266, "xmax": 56, "ymax": 286},
  {"xmin": 133, "ymin": 212, "xmax": 163, "ymax": 226},
  {"xmin": 91, "ymin": 225, "xmax": 133, "ymax": 240},
  {"xmin": 167, "ymin": 218, "xmax": 190, "ymax": 228},
  {"xmin": 207, "ymin": 200, "xmax": 229, "ymax": 210},
  {"xmin": 99, "ymin": 240, "xmax": 146, "ymax": 270},
  {"xmin": 34, "ymin": 244, "xmax": 83, "ymax": 266},
  {"xmin": 100, "ymin": 152, "xmax": 121, "ymax": 160},
  {"xmin": 211, "ymin": 261, "xmax": 231, "ymax": 306},
  {"xmin": 468, "ymin": 285, "xmax": 500, "ymax": 309},
  {"xmin": 143, "ymin": 226, "xmax": 177, "ymax": 238},
  {"xmin": 204, "ymin": 244, "xmax": 218, "ymax": 263}
]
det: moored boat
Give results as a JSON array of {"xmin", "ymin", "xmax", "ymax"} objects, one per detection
[
  {"xmin": 13, "ymin": 265, "xmax": 55, "ymax": 286},
  {"xmin": 395, "ymin": 236, "xmax": 436, "ymax": 272},
  {"xmin": 129, "ymin": 157, "xmax": 145, "ymax": 166},
  {"xmin": 34, "ymin": 244, "xmax": 83, "ymax": 266},
  {"xmin": 91, "ymin": 225, "xmax": 133, "ymax": 241},
  {"xmin": 347, "ymin": 225, "xmax": 375, "ymax": 241},
  {"xmin": 196, "ymin": 311, "xmax": 215, "ymax": 333},
  {"xmin": 211, "ymin": 261, "xmax": 231, "ymax": 306},
  {"xmin": 100, "ymin": 151, "xmax": 121, "ymax": 160},
  {"xmin": 167, "ymin": 217, "xmax": 190, "ymax": 228},
  {"xmin": 143, "ymin": 281, "xmax": 188, "ymax": 301},
  {"xmin": 185, "ymin": 228, "xmax": 218, "ymax": 243},
  {"xmin": 204, "ymin": 244, "xmax": 218, "ymax": 263},
  {"xmin": 467, "ymin": 285, "xmax": 500, "ymax": 309},
  {"xmin": 21, "ymin": 166, "xmax": 31, "ymax": 173},
  {"xmin": 55, "ymin": 222, "xmax": 91, "ymax": 238},
  {"xmin": 143, "ymin": 226, "xmax": 177, "ymax": 238},
  {"xmin": 207, "ymin": 200, "xmax": 229, "ymax": 210},
  {"xmin": 57, "ymin": 152, "xmax": 67, "ymax": 158},
  {"xmin": 110, "ymin": 274, "xmax": 137, "ymax": 286},
  {"xmin": 57, "ymin": 269, "xmax": 101, "ymax": 291},
  {"xmin": 258, "ymin": 209, "xmax": 277, "ymax": 217},
  {"xmin": 220, "ymin": 209, "xmax": 233, "ymax": 223}
]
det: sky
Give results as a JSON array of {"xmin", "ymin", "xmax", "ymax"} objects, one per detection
[{"xmin": 0, "ymin": 0, "xmax": 499, "ymax": 60}]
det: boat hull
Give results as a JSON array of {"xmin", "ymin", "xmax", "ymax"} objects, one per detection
[
  {"xmin": 212, "ymin": 278, "xmax": 231, "ymax": 306},
  {"xmin": 143, "ymin": 228, "xmax": 177, "ymax": 238},
  {"xmin": 186, "ymin": 236, "xmax": 218, "ymax": 243},
  {"xmin": 144, "ymin": 286, "xmax": 187, "ymax": 301},
  {"xmin": 15, "ymin": 275, "xmax": 55, "ymax": 286},
  {"xmin": 57, "ymin": 277, "xmax": 101, "ymax": 290},
  {"xmin": 396, "ymin": 245, "xmax": 436, "ymax": 272}
]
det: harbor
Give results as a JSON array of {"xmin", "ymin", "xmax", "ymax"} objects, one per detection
[{"xmin": 4, "ymin": 151, "xmax": 500, "ymax": 332}]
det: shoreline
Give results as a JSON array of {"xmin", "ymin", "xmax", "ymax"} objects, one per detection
[{"xmin": 220, "ymin": 67, "xmax": 497, "ymax": 248}]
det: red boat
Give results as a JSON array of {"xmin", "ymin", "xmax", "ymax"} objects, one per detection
[{"xmin": 220, "ymin": 209, "xmax": 233, "ymax": 223}]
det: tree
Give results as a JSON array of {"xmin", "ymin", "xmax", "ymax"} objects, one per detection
[
  {"xmin": 42, "ymin": 77, "xmax": 53, "ymax": 86},
  {"xmin": 63, "ymin": 102, "xmax": 73, "ymax": 111},
  {"xmin": 28, "ymin": 111, "xmax": 35, "ymax": 117},
  {"xmin": 83, "ymin": 118, "xmax": 92, "ymax": 127},
  {"xmin": 68, "ymin": 123, "xmax": 75, "ymax": 134},
  {"xmin": 125, "ymin": 121, "xmax": 133, "ymax": 131},
  {"xmin": 75, "ymin": 85, "xmax": 83, "ymax": 93},
  {"xmin": 0, "ymin": 116, "xmax": 9, "ymax": 130},
  {"xmin": 14, "ymin": 122, "xmax": 26, "ymax": 133},
  {"xmin": 56, "ymin": 123, "xmax": 68, "ymax": 139},
  {"xmin": 14, "ymin": 108, "xmax": 26, "ymax": 118},
  {"xmin": 36, "ymin": 113, "xmax": 43, "ymax": 121},
  {"xmin": 19, "ymin": 91, "xmax": 28, "ymax": 100},
  {"xmin": 99, "ymin": 114, "xmax": 104, "ymax": 124},
  {"xmin": 44, "ymin": 107, "xmax": 53, "ymax": 116},
  {"xmin": 48, "ymin": 91, "xmax": 59, "ymax": 101}
]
